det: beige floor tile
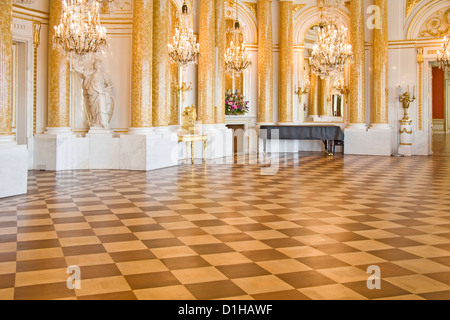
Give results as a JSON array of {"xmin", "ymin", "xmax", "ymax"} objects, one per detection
[
  {"xmin": 277, "ymin": 246, "xmax": 327, "ymax": 258},
  {"xmin": 300, "ymin": 284, "xmax": 368, "ymax": 300},
  {"xmin": 202, "ymin": 252, "xmax": 253, "ymax": 266},
  {"xmin": 102, "ymin": 240, "xmax": 148, "ymax": 253},
  {"xmin": 0, "ymin": 288, "xmax": 14, "ymax": 300},
  {"xmin": 345, "ymin": 240, "xmax": 394, "ymax": 251},
  {"xmin": 75, "ymin": 276, "xmax": 131, "ymax": 297},
  {"xmin": 401, "ymin": 245, "xmax": 450, "ymax": 258},
  {"xmin": 0, "ymin": 242, "xmax": 17, "ymax": 253},
  {"xmin": 317, "ymin": 266, "xmax": 370, "ymax": 283},
  {"xmin": 293, "ymin": 235, "xmax": 337, "ymax": 246},
  {"xmin": 134, "ymin": 285, "xmax": 196, "ymax": 300},
  {"xmin": 64, "ymin": 253, "xmax": 115, "ymax": 267},
  {"xmin": 17, "ymin": 231, "xmax": 58, "ymax": 242},
  {"xmin": 151, "ymin": 246, "xmax": 198, "ymax": 259},
  {"xmin": 179, "ymin": 235, "xmax": 221, "ymax": 246},
  {"xmin": 332, "ymin": 252, "xmax": 387, "ymax": 266},
  {"xmin": 59, "ymin": 236, "xmax": 101, "ymax": 247},
  {"xmin": 385, "ymin": 275, "xmax": 450, "ymax": 294},
  {"xmin": 172, "ymin": 267, "xmax": 228, "ymax": 284},
  {"xmin": 257, "ymin": 259, "xmax": 312, "ymax": 274},
  {"xmin": 116, "ymin": 260, "xmax": 169, "ymax": 275},
  {"xmin": 245, "ymin": 230, "xmax": 288, "ymax": 240},
  {"xmin": 17, "ymin": 247, "xmax": 64, "ymax": 261},
  {"xmin": 394, "ymin": 259, "xmax": 450, "ymax": 274},
  {"xmin": 134, "ymin": 230, "xmax": 174, "ymax": 240},
  {"xmin": 15, "ymin": 268, "xmax": 68, "ymax": 287},
  {"xmin": 0, "ymin": 262, "xmax": 16, "ymax": 275},
  {"xmin": 232, "ymin": 275, "xmax": 294, "ymax": 295},
  {"xmin": 226, "ymin": 240, "xmax": 272, "ymax": 252}
]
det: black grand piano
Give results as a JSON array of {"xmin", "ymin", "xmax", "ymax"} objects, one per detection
[{"xmin": 258, "ymin": 125, "xmax": 345, "ymax": 155}]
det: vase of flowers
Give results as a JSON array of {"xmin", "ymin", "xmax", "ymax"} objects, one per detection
[{"xmin": 225, "ymin": 89, "xmax": 249, "ymax": 116}]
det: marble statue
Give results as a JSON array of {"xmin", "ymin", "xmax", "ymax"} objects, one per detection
[{"xmin": 76, "ymin": 59, "xmax": 115, "ymax": 129}]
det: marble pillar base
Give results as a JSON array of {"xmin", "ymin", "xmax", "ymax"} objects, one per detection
[
  {"xmin": 0, "ymin": 142, "xmax": 28, "ymax": 198},
  {"xmin": 34, "ymin": 130, "xmax": 178, "ymax": 171},
  {"xmin": 120, "ymin": 131, "xmax": 178, "ymax": 171},
  {"xmin": 344, "ymin": 126, "xmax": 393, "ymax": 156}
]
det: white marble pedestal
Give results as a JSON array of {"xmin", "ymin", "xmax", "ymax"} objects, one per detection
[
  {"xmin": 344, "ymin": 124, "xmax": 393, "ymax": 156},
  {"xmin": 398, "ymin": 119, "xmax": 413, "ymax": 157},
  {"xmin": 0, "ymin": 138, "xmax": 28, "ymax": 198}
]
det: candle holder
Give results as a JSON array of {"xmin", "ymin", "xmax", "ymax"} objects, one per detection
[{"xmin": 398, "ymin": 90, "xmax": 416, "ymax": 121}]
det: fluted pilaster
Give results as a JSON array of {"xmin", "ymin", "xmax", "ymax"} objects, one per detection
[
  {"xmin": 152, "ymin": 0, "xmax": 169, "ymax": 127},
  {"xmin": 0, "ymin": 0, "xmax": 13, "ymax": 137},
  {"xmin": 215, "ymin": 0, "xmax": 225, "ymax": 124},
  {"xmin": 131, "ymin": 0, "xmax": 153, "ymax": 128},
  {"xmin": 257, "ymin": 0, "xmax": 273, "ymax": 124},
  {"xmin": 349, "ymin": 0, "xmax": 366, "ymax": 126},
  {"xmin": 47, "ymin": 0, "xmax": 70, "ymax": 128},
  {"xmin": 372, "ymin": 0, "xmax": 388, "ymax": 125},
  {"xmin": 279, "ymin": 0, "xmax": 293, "ymax": 123}
]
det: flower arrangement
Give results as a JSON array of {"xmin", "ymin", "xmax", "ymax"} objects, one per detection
[{"xmin": 225, "ymin": 89, "xmax": 249, "ymax": 115}]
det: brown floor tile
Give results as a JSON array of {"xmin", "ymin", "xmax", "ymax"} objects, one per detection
[
  {"xmin": 79, "ymin": 264, "xmax": 122, "ymax": 279},
  {"xmin": 161, "ymin": 256, "xmax": 211, "ymax": 270},
  {"xmin": 62, "ymin": 244, "xmax": 106, "ymax": 256},
  {"xmin": 78, "ymin": 291, "xmax": 138, "ymax": 300},
  {"xmin": 297, "ymin": 255, "xmax": 350, "ymax": 269},
  {"xmin": 16, "ymin": 257, "xmax": 67, "ymax": 273},
  {"xmin": 343, "ymin": 280, "xmax": 411, "ymax": 299},
  {"xmin": 312, "ymin": 243, "xmax": 360, "ymax": 255},
  {"xmin": 217, "ymin": 263, "xmax": 270, "ymax": 279},
  {"xmin": 14, "ymin": 282, "xmax": 76, "ymax": 300},
  {"xmin": 109, "ymin": 250, "xmax": 156, "ymax": 263},
  {"xmin": 57, "ymin": 229, "xmax": 96, "ymax": 238},
  {"xmin": 419, "ymin": 290, "xmax": 450, "ymax": 300},
  {"xmin": 252, "ymin": 290, "xmax": 311, "ymax": 300},
  {"xmin": 241, "ymin": 249, "xmax": 290, "ymax": 262},
  {"xmin": 326, "ymin": 232, "xmax": 369, "ymax": 242},
  {"xmin": 368, "ymin": 249, "xmax": 421, "ymax": 261},
  {"xmin": 186, "ymin": 280, "xmax": 247, "ymax": 299},
  {"xmin": 424, "ymin": 272, "xmax": 450, "ymax": 286},
  {"xmin": 355, "ymin": 262, "xmax": 415, "ymax": 278},
  {"xmin": 0, "ymin": 274, "xmax": 15, "ymax": 289},
  {"xmin": 169, "ymin": 228, "xmax": 209, "ymax": 237},
  {"xmin": 97, "ymin": 233, "xmax": 138, "ymax": 243},
  {"xmin": 377, "ymin": 237, "xmax": 424, "ymax": 248},
  {"xmin": 277, "ymin": 270, "xmax": 336, "ymax": 288},
  {"xmin": 124, "ymin": 271, "xmax": 180, "ymax": 290},
  {"xmin": 189, "ymin": 243, "xmax": 234, "ymax": 255},
  {"xmin": 17, "ymin": 239, "xmax": 61, "ymax": 251},
  {"xmin": 213, "ymin": 233, "xmax": 254, "ymax": 243},
  {"xmin": 127, "ymin": 224, "xmax": 164, "ymax": 233},
  {"xmin": 261, "ymin": 238, "xmax": 303, "ymax": 248}
]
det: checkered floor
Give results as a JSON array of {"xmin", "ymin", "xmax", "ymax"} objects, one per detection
[{"xmin": 1, "ymin": 136, "xmax": 450, "ymax": 300}]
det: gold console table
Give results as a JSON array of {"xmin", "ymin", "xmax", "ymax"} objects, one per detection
[{"xmin": 178, "ymin": 134, "xmax": 208, "ymax": 164}]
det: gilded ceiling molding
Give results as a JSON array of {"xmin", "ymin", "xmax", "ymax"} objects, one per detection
[
  {"xmin": 418, "ymin": 7, "xmax": 450, "ymax": 38},
  {"xmin": 292, "ymin": 4, "xmax": 306, "ymax": 16},
  {"xmin": 406, "ymin": 0, "xmax": 421, "ymax": 18},
  {"xmin": 243, "ymin": 2, "xmax": 257, "ymax": 18}
]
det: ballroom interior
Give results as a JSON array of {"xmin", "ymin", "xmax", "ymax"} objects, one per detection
[{"xmin": 0, "ymin": 0, "xmax": 450, "ymax": 300}]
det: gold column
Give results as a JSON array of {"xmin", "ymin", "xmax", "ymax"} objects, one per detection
[
  {"xmin": 0, "ymin": 0, "xmax": 13, "ymax": 137},
  {"xmin": 372, "ymin": 0, "xmax": 388, "ymax": 125},
  {"xmin": 279, "ymin": 0, "xmax": 293, "ymax": 123},
  {"xmin": 215, "ymin": 0, "xmax": 225, "ymax": 124},
  {"xmin": 152, "ymin": 0, "xmax": 169, "ymax": 127},
  {"xmin": 198, "ymin": 0, "xmax": 215, "ymax": 124},
  {"xmin": 349, "ymin": 0, "xmax": 365, "ymax": 125},
  {"xmin": 319, "ymin": 77, "xmax": 330, "ymax": 116},
  {"xmin": 309, "ymin": 73, "xmax": 319, "ymax": 116},
  {"xmin": 417, "ymin": 47, "xmax": 423, "ymax": 131},
  {"xmin": 257, "ymin": 0, "xmax": 273, "ymax": 124},
  {"xmin": 48, "ymin": 0, "xmax": 70, "ymax": 128},
  {"xmin": 131, "ymin": 0, "xmax": 153, "ymax": 128}
]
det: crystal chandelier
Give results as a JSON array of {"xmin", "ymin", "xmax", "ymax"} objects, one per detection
[
  {"xmin": 309, "ymin": 0, "xmax": 352, "ymax": 79},
  {"xmin": 225, "ymin": 1, "xmax": 251, "ymax": 74},
  {"xmin": 168, "ymin": 1, "xmax": 200, "ymax": 66},
  {"xmin": 53, "ymin": 0, "xmax": 108, "ymax": 56},
  {"xmin": 437, "ymin": 35, "xmax": 449, "ymax": 69}
]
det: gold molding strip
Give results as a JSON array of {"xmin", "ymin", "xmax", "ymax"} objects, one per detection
[
  {"xmin": 243, "ymin": 2, "xmax": 257, "ymax": 17},
  {"xmin": 32, "ymin": 21, "xmax": 41, "ymax": 135},
  {"xmin": 417, "ymin": 47, "xmax": 424, "ymax": 131}
]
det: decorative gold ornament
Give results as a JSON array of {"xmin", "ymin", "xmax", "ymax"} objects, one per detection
[{"xmin": 333, "ymin": 75, "xmax": 349, "ymax": 94}]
